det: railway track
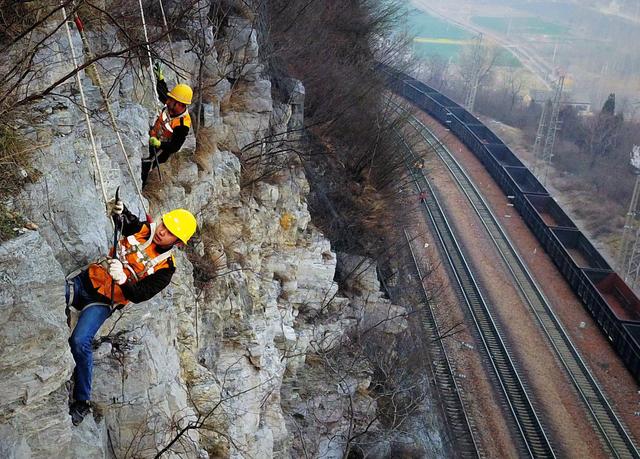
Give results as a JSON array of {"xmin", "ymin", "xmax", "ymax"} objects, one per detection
[
  {"xmin": 401, "ymin": 227, "xmax": 480, "ymax": 458},
  {"xmin": 396, "ymin": 103, "xmax": 640, "ymax": 458},
  {"xmin": 394, "ymin": 131, "xmax": 556, "ymax": 458}
]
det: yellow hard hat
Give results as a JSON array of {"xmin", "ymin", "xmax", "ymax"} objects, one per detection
[
  {"xmin": 168, "ymin": 83, "xmax": 193, "ymax": 105},
  {"xmin": 162, "ymin": 209, "xmax": 197, "ymax": 244}
]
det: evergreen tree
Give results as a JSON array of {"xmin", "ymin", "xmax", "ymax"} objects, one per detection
[{"xmin": 602, "ymin": 93, "xmax": 616, "ymax": 115}]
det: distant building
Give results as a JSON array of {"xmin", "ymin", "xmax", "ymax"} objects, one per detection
[
  {"xmin": 527, "ymin": 88, "xmax": 554, "ymax": 103},
  {"xmin": 563, "ymin": 101, "xmax": 592, "ymax": 115},
  {"xmin": 524, "ymin": 88, "xmax": 591, "ymax": 115}
]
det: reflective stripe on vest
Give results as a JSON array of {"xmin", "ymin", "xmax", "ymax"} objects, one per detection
[
  {"xmin": 89, "ymin": 223, "xmax": 174, "ymax": 304},
  {"xmin": 120, "ymin": 222, "xmax": 174, "ymax": 277},
  {"xmin": 149, "ymin": 107, "xmax": 190, "ymax": 142}
]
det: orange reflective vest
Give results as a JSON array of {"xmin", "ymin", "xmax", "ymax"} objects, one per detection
[
  {"xmin": 149, "ymin": 107, "xmax": 191, "ymax": 142},
  {"xmin": 88, "ymin": 222, "xmax": 175, "ymax": 305}
]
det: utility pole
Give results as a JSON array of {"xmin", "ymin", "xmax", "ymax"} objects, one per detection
[
  {"xmin": 617, "ymin": 146, "xmax": 640, "ymax": 290},
  {"xmin": 539, "ymin": 74, "xmax": 565, "ymax": 186}
]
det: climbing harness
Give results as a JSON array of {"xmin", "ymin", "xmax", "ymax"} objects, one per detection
[
  {"xmin": 149, "ymin": 106, "xmax": 190, "ymax": 142},
  {"xmin": 117, "ymin": 221, "xmax": 174, "ymax": 278},
  {"xmin": 65, "ymin": 222, "xmax": 174, "ymax": 317}
]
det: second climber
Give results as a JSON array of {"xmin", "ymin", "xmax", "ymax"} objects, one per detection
[{"xmin": 142, "ymin": 61, "xmax": 193, "ymax": 187}]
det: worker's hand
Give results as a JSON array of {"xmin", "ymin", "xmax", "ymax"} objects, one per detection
[
  {"xmin": 149, "ymin": 136, "xmax": 161, "ymax": 148},
  {"xmin": 107, "ymin": 199, "xmax": 124, "ymax": 216},
  {"xmin": 153, "ymin": 61, "xmax": 164, "ymax": 81},
  {"xmin": 107, "ymin": 259, "xmax": 128, "ymax": 285}
]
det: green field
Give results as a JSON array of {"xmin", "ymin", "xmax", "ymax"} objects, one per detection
[
  {"xmin": 407, "ymin": 9, "xmax": 472, "ymax": 41},
  {"xmin": 407, "ymin": 8, "xmax": 470, "ymax": 59},
  {"xmin": 471, "ymin": 16, "xmax": 568, "ymax": 36},
  {"xmin": 406, "ymin": 9, "xmax": 520, "ymax": 67}
]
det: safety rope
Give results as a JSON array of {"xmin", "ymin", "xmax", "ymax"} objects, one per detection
[
  {"xmin": 61, "ymin": 3, "xmax": 112, "ymax": 228},
  {"xmin": 137, "ymin": 0, "xmax": 181, "ymax": 183},
  {"xmin": 72, "ymin": 14, "xmax": 147, "ymax": 215},
  {"xmin": 137, "ymin": 0, "xmax": 156, "ymax": 98},
  {"xmin": 158, "ymin": 0, "xmax": 180, "ymax": 83}
]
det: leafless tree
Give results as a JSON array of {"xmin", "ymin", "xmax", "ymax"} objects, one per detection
[
  {"xmin": 458, "ymin": 37, "xmax": 499, "ymax": 109},
  {"xmin": 422, "ymin": 54, "xmax": 450, "ymax": 92}
]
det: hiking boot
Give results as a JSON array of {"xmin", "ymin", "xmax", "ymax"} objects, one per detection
[{"xmin": 69, "ymin": 401, "xmax": 91, "ymax": 426}]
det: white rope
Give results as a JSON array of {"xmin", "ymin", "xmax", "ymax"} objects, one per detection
[
  {"xmin": 158, "ymin": 0, "xmax": 180, "ymax": 83},
  {"xmin": 138, "ymin": 0, "xmax": 156, "ymax": 95},
  {"xmin": 74, "ymin": 15, "xmax": 148, "ymax": 215},
  {"xmin": 61, "ymin": 4, "xmax": 112, "ymax": 227}
]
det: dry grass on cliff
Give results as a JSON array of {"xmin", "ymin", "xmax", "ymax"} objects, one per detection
[{"xmin": 0, "ymin": 125, "xmax": 40, "ymax": 241}]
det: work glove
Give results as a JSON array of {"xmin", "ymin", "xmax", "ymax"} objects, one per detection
[
  {"xmin": 153, "ymin": 61, "xmax": 164, "ymax": 81},
  {"xmin": 107, "ymin": 199, "xmax": 124, "ymax": 216},
  {"xmin": 107, "ymin": 259, "xmax": 128, "ymax": 285},
  {"xmin": 149, "ymin": 136, "xmax": 161, "ymax": 148}
]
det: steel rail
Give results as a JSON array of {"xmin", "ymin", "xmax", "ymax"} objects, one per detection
[
  {"xmin": 400, "ymin": 108, "xmax": 640, "ymax": 459},
  {"xmin": 394, "ymin": 130, "xmax": 556, "ymax": 458},
  {"xmin": 401, "ymin": 227, "xmax": 481, "ymax": 458}
]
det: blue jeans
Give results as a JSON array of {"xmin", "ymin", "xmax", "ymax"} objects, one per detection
[{"xmin": 67, "ymin": 273, "xmax": 112, "ymax": 402}]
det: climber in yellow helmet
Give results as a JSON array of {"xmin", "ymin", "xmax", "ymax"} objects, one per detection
[
  {"xmin": 65, "ymin": 200, "xmax": 197, "ymax": 426},
  {"xmin": 142, "ymin": 61, "xmax": 193, "ymax": 187}
]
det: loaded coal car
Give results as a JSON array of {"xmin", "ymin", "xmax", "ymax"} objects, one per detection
[
  {"xmin": 403, "ymin": 82, "xmax": 435, "ymax": 112},
  {"xmin": 486, "ymin": 144, "xmax": 525, "ymax": 169},
  {"xmin": 412, "ymin": 90, "xmax": 460, "ymax": 123},
  {"xmin": 451, "ymin": 121, "xmax": 506, "ymax": 176},
  {"xmin": 398, "ymin": 75, "xmax": 463, "ymax": 123},
  {"xmin": 448, "ymin": 107, "xmax": 482, "ymax": 126},
  {"xmin": 447, "ymin": 116, "xmax": 491, "ymax": 168}
]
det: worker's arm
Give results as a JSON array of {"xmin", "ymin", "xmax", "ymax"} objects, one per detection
[
  {"xmin": 156, "ymin": 78, "xmax": 169, "ymax": 105},
  {"xmin": 119, "ymin": 263, "xmax": 176, "ymax": 303},
  {"xmin": 158, "ymin": 123, "xmax": 189, "ymax": 156},
  {"xmin": 116, "ymin": 205, "xmax": 145, "ymax": 236}
]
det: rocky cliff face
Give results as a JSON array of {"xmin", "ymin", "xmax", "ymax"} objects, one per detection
[{"xmin": 0, "ymin": 5, "xmax": 428, "ymax": 459}]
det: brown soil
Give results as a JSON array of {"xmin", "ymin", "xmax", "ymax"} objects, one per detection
[
  {"xmin": 405, "ymin": 108, "xmax": 640, "ymax": 457},
  {"xmin": 405, "ymin": 217, "xmax": 520, "ymax": 458}
]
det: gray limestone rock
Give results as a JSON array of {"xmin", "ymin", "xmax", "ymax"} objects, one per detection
[
  {"xmin": 0, "ymin": 232, "xmax": 75, "ymax": 455},
  {"xmin": 0, "ymin": 3, "xmax": 436, "ymax": 457}
]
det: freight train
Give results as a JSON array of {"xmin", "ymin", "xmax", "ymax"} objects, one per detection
[{"xmin": 380, "ymin": 64, "xmax": 640, "ymax": 383}]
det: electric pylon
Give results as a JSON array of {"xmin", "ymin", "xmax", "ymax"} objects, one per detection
[
  {"xmin": 617, "ymin": 145, "xmax": 640, "ymax": 290},
  {"xmin": 539, "ymin": 75, "xmax": 565, "ymax": 186},
  {"xmin": 532, "ymin": 100, "xmax": 551, "ymax": 174},
  {"xmin": 464, "ymin": 34, "xmax": 483, "ymax": 112}
]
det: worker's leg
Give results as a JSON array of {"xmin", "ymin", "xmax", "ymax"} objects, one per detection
[
  {"xmin": 155, "ymin": 148, "xmax": 173, "ymax": 164},
  {"xmin": 141, "ymin": 145, "xmax": 156, "ymax": 186},
  {"xmin": 141, "ymin": 157, "xmax": 153, "ymax": 186},
  {"xmin": 68, "ymin": 303, "xmax": 111, "ymax": 402}
]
